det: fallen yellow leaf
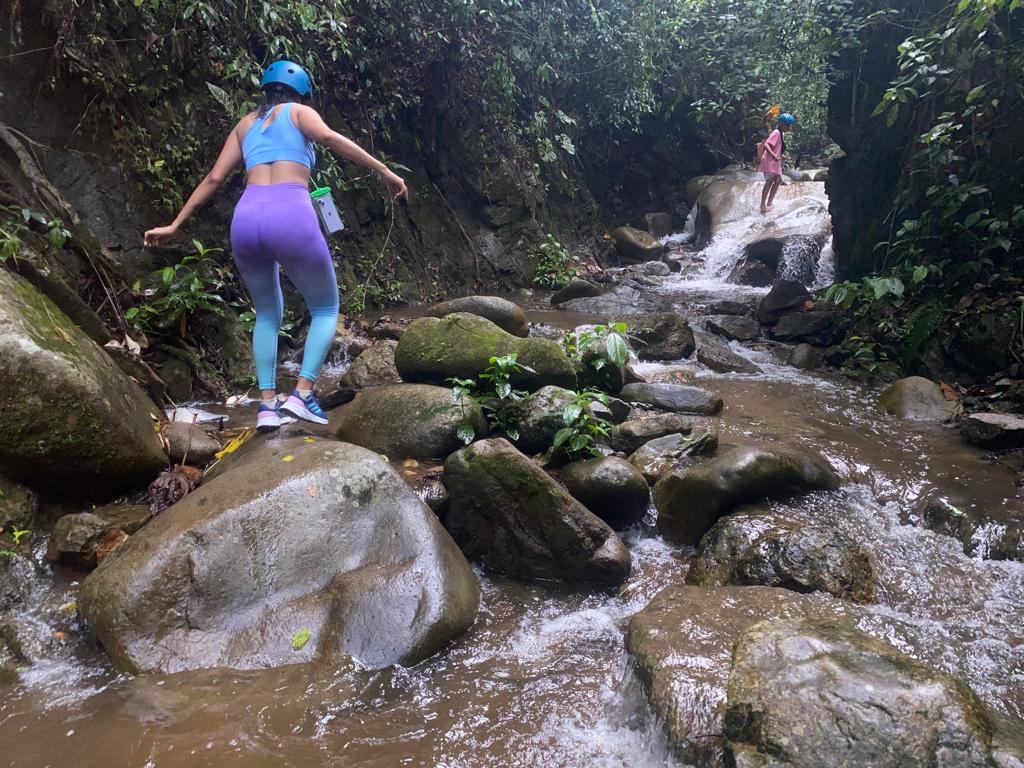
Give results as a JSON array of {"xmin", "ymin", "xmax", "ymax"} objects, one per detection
[
  {"xmin": 215, "ymin": 428, "xmax": 255, "ymax": 460},
  {"xmin": 282, "ymin": 455, "xmax": 295, "ymax": 463},
  {"xmin": 303, "ymin": 436, "xmax": 315, "ymax": 443}
]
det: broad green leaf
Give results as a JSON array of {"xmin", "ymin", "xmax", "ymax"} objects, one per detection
[
  {"xmin": 553, "ymin": 428, "xmax": 573, "ymax": 448},
  {"xmin": 456, "ymin": 423, "xmax": 476, "ymax": 444},
  {"xmin": 606, "ymin": 333, "xmax": 629, "ymax": 366}
]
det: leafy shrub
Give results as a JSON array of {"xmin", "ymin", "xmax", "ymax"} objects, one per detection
[
  {"xmin": 125, "ymin": 240, "xmax": 227, "ymax": 336},
  {"xmin": 532, "ymin": 234, "xmax": 577, "ymax": 289},
  {"xmin": 552, "ymin": 389, "xmax": 614, "ymax": 461},
  {"xmin": 449, "ymin": 354, "xmax": 535, "ymax": 443},
  {"xmin": 565, "ymin": 322, "xmax": 638, "ymax": 371}
]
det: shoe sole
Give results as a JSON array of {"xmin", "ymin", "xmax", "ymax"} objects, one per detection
[
  {"xmin": 257, "ymin": 413, "xmax": 282, "ymax": 431},
  {"xmin": 280, "ymin": 397, "xmax": 329, "ymax": 425}
]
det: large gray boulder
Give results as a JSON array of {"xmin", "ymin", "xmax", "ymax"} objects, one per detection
[
  {"xmin": 340, "ymin": 341, "xmax": 402, "ymax": 389},
  {"xmin": 619, "ymin": 382, "xmax": 724, "ymax": 415},
  {"xmin": 613, "ymin": 312, "xmax": 695, "ymax": 361},
  {"xmin": 724, "ymin": 618, "xmax": 1023, "ymax": 768},
  {"xmin": 610, "ymin": 226, "xmax": 664, "ymax": 263},
  {"xmin": 79, "ymin": 435, "xmax": 480, "ymax": 673},
  {"xmin": 560, "ymin": 457, "xmax": 651, "ymax": 529},
  {"xmin": 0, "ymin": 270, "xmax": 166, "ymax": 498},
  {"xmin": 687, "ymin": 512, "xmax": 877, "ymax": 603},
  {"xmin": 423, "ymin": 296, "xmax": 529, "ymax": 337},
  {"xmin": 878, "ymin": 376, "xmax": 957, "ymax": 423},
  {"xmin": 443, "ymin": 438, "xmax": 631, "ymax": 585},
  {"xmin": 334, "ymin": 384, "xmax": 486, "ymax": 461},
  {"xmin": 395, "ymin": 313, "xmax": 577, "ymax": 392},
  {"xmin": 625, "ymin": 585, "xmax": 842, "ymax": 767},
  {"xmin": 959, "ymin": 413, "xmax": 1024, "ymax": 449},
  {"xmin": 769, "ymin": 310, "xmax": 839, "ymax": 346},
  {"xmin": 653, "ymin": 445, "xmax": 840, "ymax": 546},
  {"xmin": 164, "ymin": 421, "xmax": 221, "ymax": 465}
]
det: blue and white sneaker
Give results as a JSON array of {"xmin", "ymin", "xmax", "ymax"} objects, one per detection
[
  {"xmin": 280, "ymin": 389, "xmax": 329, "ymax": 425},
  {"xmin": 256, "ymin": 401, "xmax": 283, "ymax": 431}
]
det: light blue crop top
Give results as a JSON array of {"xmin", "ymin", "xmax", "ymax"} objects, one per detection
[{"xmin": 241, "ymin": 103, "xmax": 316, "ymax": 170}]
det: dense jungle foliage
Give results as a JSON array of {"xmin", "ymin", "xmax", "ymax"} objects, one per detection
[
  {"xmin": 2, "ymin": 0, "xmax": 1022, "ymax": 382},
  {"xmin": 827, "ymin": 0, "xmax": 1024, "ymax": 378}
]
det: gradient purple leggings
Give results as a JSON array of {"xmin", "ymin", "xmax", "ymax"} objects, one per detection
[{"xmin": 230, "ymin": 183, "xmax": 339, "ymax": 390}]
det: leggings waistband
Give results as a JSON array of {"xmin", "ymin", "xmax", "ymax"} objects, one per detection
[{"xmin": 237, "ymin": 183, "xmax": 311, "ymax": 205}]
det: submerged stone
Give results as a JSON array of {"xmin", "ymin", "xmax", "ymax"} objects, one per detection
[{"xmin": 619, "ymin": 382, "xmax": 724, "ymax": 415}]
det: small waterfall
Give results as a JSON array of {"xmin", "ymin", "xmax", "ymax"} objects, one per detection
[{"xmin": 660, "ymin": 205, "xmax": 699, "ymax": 247}]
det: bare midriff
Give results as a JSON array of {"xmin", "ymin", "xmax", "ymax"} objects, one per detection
[{"xmin": 245, "ymin": 160, "xmax": 311, "ymax": 187}]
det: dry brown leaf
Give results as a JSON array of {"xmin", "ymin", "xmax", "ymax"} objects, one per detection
[
  {"xmin": 95, "ymin": 529, "xmax": 129, "ymax": 564},
  {"xmin": 939, "ymin": 381, "xmax": 959, "ymax": 401}
]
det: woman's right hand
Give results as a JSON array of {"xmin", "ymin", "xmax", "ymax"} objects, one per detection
[
  {"xmin": 144, "ymin": 224, "xmax": 179, "ymax": 247},
  {"xmin": 380, "ymin": 169, "xmax": 409, "ymax": 201}
]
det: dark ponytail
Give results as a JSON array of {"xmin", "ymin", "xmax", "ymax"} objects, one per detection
[{"xmin": 257, "ymin": 84, "xmax": 306, "ymax": 118}]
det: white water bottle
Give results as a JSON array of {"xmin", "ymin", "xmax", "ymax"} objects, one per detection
[{"xmin": 311, "ymin": 187, "xmax": 345, "ymax": 235}]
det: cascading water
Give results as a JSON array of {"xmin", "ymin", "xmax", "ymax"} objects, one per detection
[{"xmin": 662, "ymin": 171, "xmax": 834, "ymax": 293}]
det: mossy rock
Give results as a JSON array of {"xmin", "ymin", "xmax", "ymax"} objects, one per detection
[
  {"xmin": 394, "ymin": 313, "xmax": 577, "ymax": 392},
  {"xmin": 334, "ymin": 383, "xmax": 486, "ymax": 460},
  {"xmin": 0, "ymin": 270, "xmax": 166, "ymax": 499}
]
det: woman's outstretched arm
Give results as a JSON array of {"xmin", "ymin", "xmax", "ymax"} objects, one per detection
[
  {"xmin": 294, "ymin": 106, "xmax": 409, "ymax": 200},
  {"xmin": 144, "ymin": 128, "xmax": 244, "ymax": 246}
]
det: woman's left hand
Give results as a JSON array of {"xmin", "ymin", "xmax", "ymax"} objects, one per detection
[{"xmin": 381, "ymin": 170, "xmax": 409, "ymax": 201}]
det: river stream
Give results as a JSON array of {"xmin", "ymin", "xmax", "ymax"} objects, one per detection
[{"xmin": 2, "ymin": 180, "xmax": 1023, "ymax": 767}]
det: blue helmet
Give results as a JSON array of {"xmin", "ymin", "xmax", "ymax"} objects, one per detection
[
  {"xmin": 260, "ymin": 60, "xmax": 312, "ymax": 97},
  {"xmin": 778, "ymin": 112, "xmax": 796, "ymax": 125}
]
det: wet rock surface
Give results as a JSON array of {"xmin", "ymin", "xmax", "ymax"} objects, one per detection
[
  {"xmin": 550, "ymin": 278, "xmax": 603, "ymax": 305},
  {"xmin": 696, "ymin": 333, "xmax": 762, "ymax": 374},
  {"xmin": 619, "ymin": 382, "xmax": 724, "ymax": 415},
  {"xmin": 613, "ymin": 312, "xmax": 695, "ymax": 361},
  {"xmin": 769, "ymin": 310, "xmax": 838, "ymax": 346},
  {"xmin": 511, "ymin": 385, "xmax": 578, "ymax": 454},
  {"xmin": 788, "ymin": 342, "xmax": 824, "ymax": 369},
  {"xmin": 724, "ymin": 618, "xmax": 1022, "ymax": 768},
  {"xmin": 878, "ymin": 376, "xmax": 958, "ymax": 423},
  {"xmin": 423, "ymin": 295, "xmax": 530, "ymax": 337},
  {"xmin": 628, "ymin": 430, "xmax": 719, "ymax": 484},
  {"xmin": 0, "ymin": 270, "xmax": 167, "ymax": 498},
  {"xmin": 960, "ymin": 412, "xmax": 1024, "ymax": 449},
  {"xmin": 335, "ymin": 383, "xmax": 487, "ymax": 461},
  {"xmin": 340, "ymin": 341, "xmax": 402, "ymax": 389},
  {"xmin": 688, "ymin": 512, "xmax": 877, "ymax": 603},
  {"xmin": 46, "ymin": 512, "xmax": 123, "ymax": 569},
  {"xmin": 79, "ymin": 435, "xmax": 480, "ymax": 673},
  {"xmin": 625, "ymin": 585, "xmax": 849, "ymax": 767},
  {"xmin": 610, "ymin": 226, "xmax": 664, "ymax": 263},
  {"xmin": 705, "ymin": 314, "xmax": 761, "ymax": 342},
  {"xmin": 654, "ymin": 444, "xmax": 840, "ymax": 546},
  {"xmin": 444, "ymin": 438, "xmax": 631, "ymax": 585},
  {"xmin": 0, "ymin": 476, "xmax": 40, "ymax": 531},
  {"xmin": 756, "ymin": 280, "xmax": 812, "ymax": 325},
  {"xmin": 165, "ymin": 421, "xmax": 221, "ymax": 465},
  {"xmin": 559, "ymin": 457, "xmax": 650, "ymax": 529},
  {"xmin": 395, "ymin": 313, "xmax": 577, "ymax": 391},
  {"xmin": 610, "ymin": 413, "xmax": 694, "ymax": 454}
]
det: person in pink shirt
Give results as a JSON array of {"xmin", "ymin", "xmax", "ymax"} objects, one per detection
[{"xmin": 759, "ymin": 112, "xmax": 795, "ymax": 213}]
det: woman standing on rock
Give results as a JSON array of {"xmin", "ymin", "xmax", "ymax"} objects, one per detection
[
  {"xmin": 758, "ymin": 112, "xmax": 795, "ymax": 214},
  {"xmin": 144, "ymin": 60, "xmax": 408, "ymax": 430}
]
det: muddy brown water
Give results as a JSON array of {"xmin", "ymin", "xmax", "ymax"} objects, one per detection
[{"xmin": 2, "ymin": 278, "xmax": 1024, "ymax": 767}]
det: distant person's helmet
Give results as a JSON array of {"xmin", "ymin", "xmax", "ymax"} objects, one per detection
[
  {"xmin": 260, "ymin": 60, "xmax": 312, "ymax": 97},
  {"xmin": 778, "ymin": 113, "xmax": 796, "ymax": 125}
]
